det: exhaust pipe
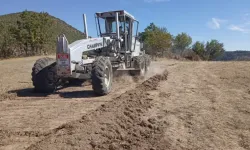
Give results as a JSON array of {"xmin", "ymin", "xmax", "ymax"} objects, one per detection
[
  {"xmin": 83, "ymin": 14, "xmax": 89, "ymax": 39},
  {"xmin": 57, "ymin": 34, "xmax": 69, "ymax": 53},
  {"xmin": 115, "ymin": 12, "xmax": 121, "ymax": 49}
]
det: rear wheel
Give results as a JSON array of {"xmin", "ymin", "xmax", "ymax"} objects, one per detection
[
  {"xmin": 31, "ymin": 57, "xmax": 58, "ymax": 93},
  {"xmin": 91, "ymin": 56, "xmax": 113, "ymax": 96}
]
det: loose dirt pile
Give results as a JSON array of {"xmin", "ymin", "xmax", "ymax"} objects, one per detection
[{"xmin": 26, "ymin": 70, "xmax": 169, "ymax": 150}]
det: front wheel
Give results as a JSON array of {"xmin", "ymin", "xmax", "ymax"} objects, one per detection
[
  {"xmin": 31, "ymin": 57, "xmax": 58, "ymax": 93},
  {"xmin": 91, "ymin": 56, "xmax": 113, "ymax": 96}
]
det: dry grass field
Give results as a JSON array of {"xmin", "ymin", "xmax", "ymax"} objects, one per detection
[{"xmin": 0, "ymin": 56, "xmax": 249, "ymax": 150}]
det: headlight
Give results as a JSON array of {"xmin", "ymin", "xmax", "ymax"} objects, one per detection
[{"xmin": 82, "ymin": 55, "xmax": 88, "ymax": 59}]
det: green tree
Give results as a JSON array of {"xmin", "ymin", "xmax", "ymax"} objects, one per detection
[
  {"xmin": 10, "ymin": 10, "xmax": 52, "ymax": 56},
  {"xmin": 0, "ymin": 10, "xmax": 85, "ymax": 58},
  {"xmin": 173, "ymin": 32, "xmax": 192, "ymax": 54},
  {"xmin": 205, "ymin": 39, "xmax": 225, "ymax": 60},
  {"xmin": 192, "ymin": 40, "xmax": 225, "ymax": 60},
  {"xmin": 145, "ymin": 23, "xmax": 158, "ymax": 32},
  {"xmin": 139, "ymin": 23, "xmax": 158, "ymax": 42},
  {"xmin": 36, "ymin": 12, "xmax": 53, "ymax": 54},
  {"xmin": 0, "ymin": 24, "xmax": 15, "ymax": 58},
  {"xmin": 192, "ymin": 41, "xmax": 206, "ymax": 59},
  {"xmin": 0, "ymin": 23, "xmax": 3, "ymax": 33},
  {"xmin": 143, "ymin": 24, "xmax": 172, "ymax": 58}
]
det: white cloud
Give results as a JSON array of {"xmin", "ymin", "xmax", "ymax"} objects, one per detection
[
  {"xmin": 207, "ymin": 18, "xmax": 227, "ymax": 29},
  {"xmin": 228, "ymin": 13, "xmax": 250, "ymax": 33},
  {"xmin": 228, "ymin": 25, "xmax": 250, "ymax": 33},
  {"xmin": 243, "ymin": 21, "xmax": 250, "ymax": 26},
  {"xmin": 229, "ymin": 25, "xmax": 246, "ymax": 32},
  {"xmin": 243, "ymin": 13, "xmax": 250, "ymax": 21},
  {"xmin": 144, "ymin": 0, "xmax": 170, "ymax": 3}
]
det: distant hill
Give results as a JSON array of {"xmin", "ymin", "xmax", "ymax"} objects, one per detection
[
  {"xmin": 215, "ymin": 51, "xmax": 250, "ymax": 61},
  {"xmin": 0, "ymin": 11, "xmax": 85, "ymax": 58},
  {"xmin": 0, "ymin": 11, "xmax": 85, "ymax": 44}
]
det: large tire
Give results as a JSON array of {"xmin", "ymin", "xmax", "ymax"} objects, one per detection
[
  {"xmin": 143, "ymin": 54, "xmax": 151, "ymax": 72},
  {"xmin": 31, "ymin": 57, "xmax": 58, "ymax": 93},
  {"xmin": 133, "ymin": 56, "xmax": 146, "ymax": 76},
  {"xmin": 91, "ymin": 56, "xmax": 113, "ymax": 96}
]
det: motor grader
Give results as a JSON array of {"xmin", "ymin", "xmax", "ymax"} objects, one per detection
[{"xmin": 31, "ymin": 10, "xmax": 151, "ymax": 96}]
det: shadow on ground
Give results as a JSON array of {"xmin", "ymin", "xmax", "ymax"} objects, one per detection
[
  {"xmin": 8, "ymin": 88, "xmax": 98, "ymax": 99},
  {"xmin": 58, "ymin": 90, "xmax": 97, "ymax": 98},
  {"xmin": 8, "ymin": 88, "xmax": 51, "ymax": 97}
]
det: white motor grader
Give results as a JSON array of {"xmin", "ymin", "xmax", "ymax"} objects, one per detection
[{"xmin": 31, "ymin": 10, "xmax": 151, "ymax": 95}]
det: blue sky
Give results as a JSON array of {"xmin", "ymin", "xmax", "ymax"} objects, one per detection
[{"xmin": 1, "ymin": 0, "xmax": 250, "ymax": 51}]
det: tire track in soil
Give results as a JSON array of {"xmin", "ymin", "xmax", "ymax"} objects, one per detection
[
  {"xmin": 26, "ymin": 70, "xmax": 169, "ymax": 150},
  {"xmin": 0, "ymin": 130, "xmax": 50, "ymax": 138}
]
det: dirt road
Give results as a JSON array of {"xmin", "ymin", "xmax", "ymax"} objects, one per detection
[{"xmin": 0, "ymin": 57, "xmax": 249, "ymax": 150}]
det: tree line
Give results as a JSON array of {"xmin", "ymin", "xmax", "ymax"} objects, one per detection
[
  {"xmin": 0, "ymin": 11, "xmax": 53, "ymax": 58},
  {"xmin": 139, "ymin": 23, "xmax": 225, "ymax": 60},
  {"xmin": 0, "ymin": 10, "xmax": 85, "ymax": 59}
]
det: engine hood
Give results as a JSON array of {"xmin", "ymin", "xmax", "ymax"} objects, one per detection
[{"xmin": 69, "ymin": 37, "xmax": 112, "ymax": 53}]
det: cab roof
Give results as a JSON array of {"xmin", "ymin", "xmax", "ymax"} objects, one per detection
[{"xmin": 96, "ymin": 10, "xmax": 135, "ymax": 20}]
